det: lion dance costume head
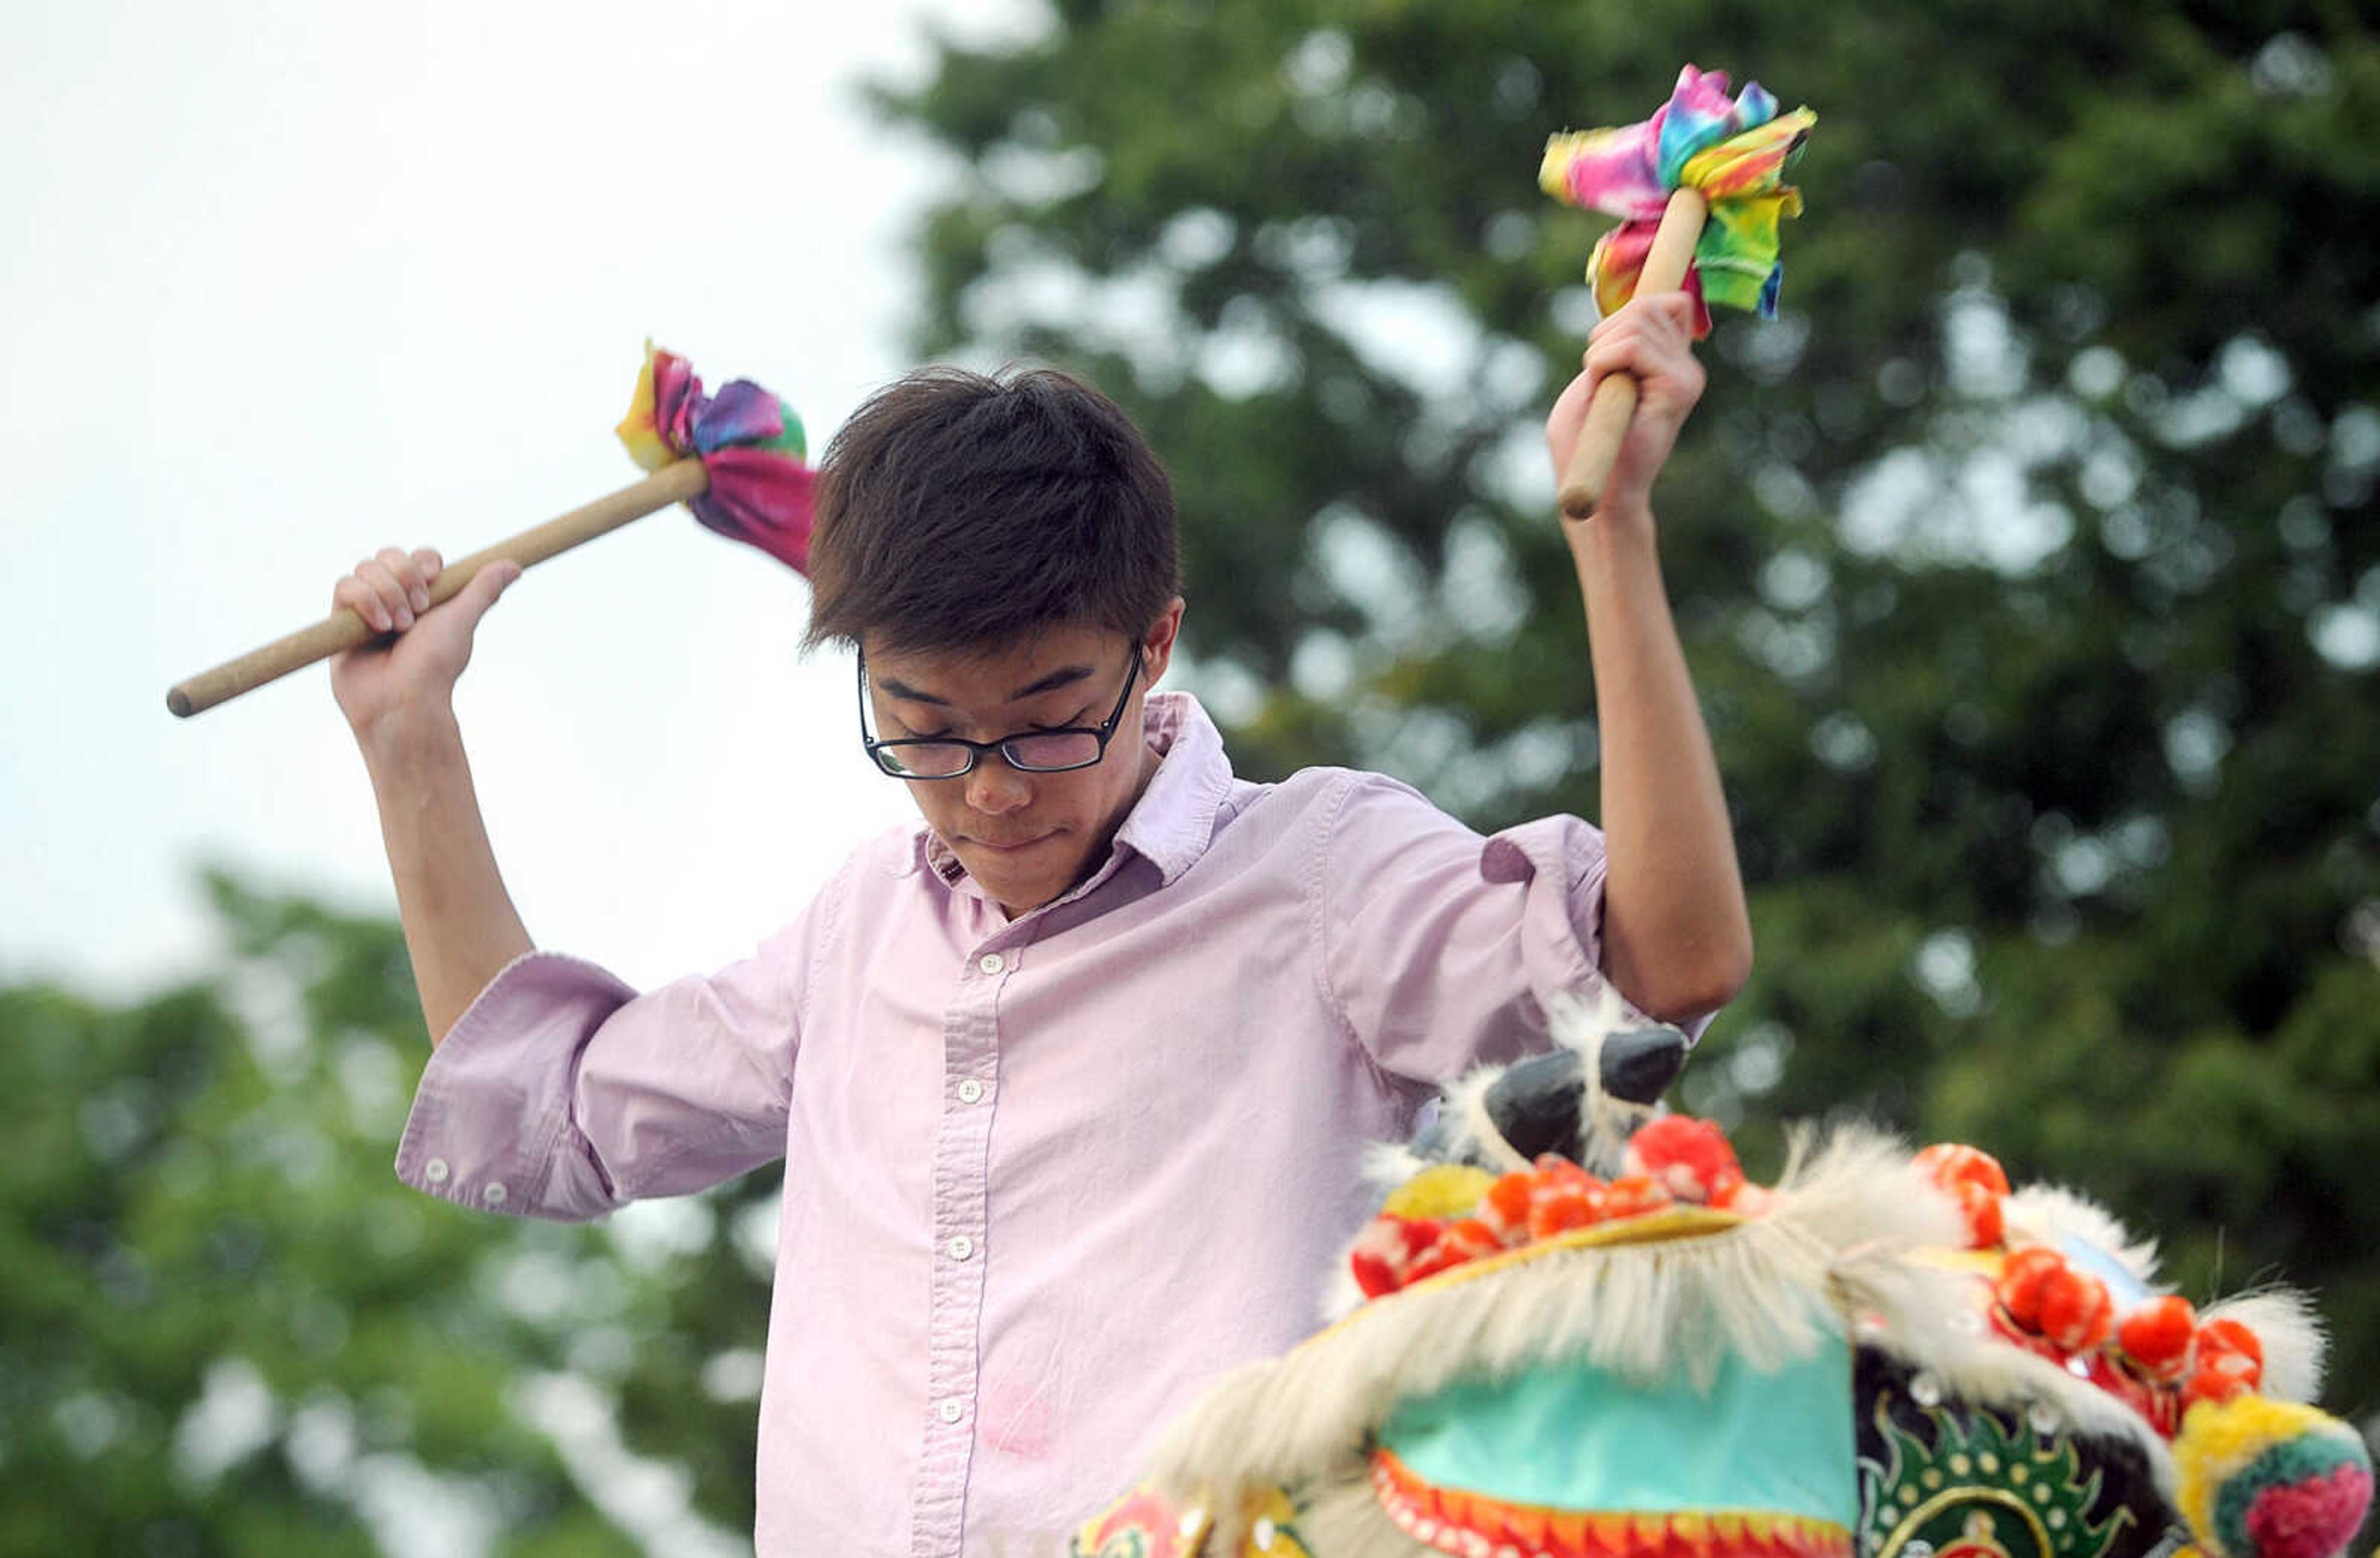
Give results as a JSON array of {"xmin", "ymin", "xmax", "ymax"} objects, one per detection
[{"xmin": 1073, "ymin": 993, "xmax": 2372, "ymax": 1558}]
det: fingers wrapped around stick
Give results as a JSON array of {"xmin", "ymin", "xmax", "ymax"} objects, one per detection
[
  {"xmin": 334, "ymin": 547, "xmax": 443, "ymax": 634},
  {"xmin": 1558, "ymin": 187, "xmax": 1708, "ymax": 520}
]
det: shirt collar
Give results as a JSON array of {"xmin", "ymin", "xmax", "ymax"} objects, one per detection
[{"xmin": 915, "ymin": 691, "xmax": 1235, "ymax": 897}]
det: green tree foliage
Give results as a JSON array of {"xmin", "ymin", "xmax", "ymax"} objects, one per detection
[
  {"xmin": 0, "ymin": 874, "xmax": 774, "ymax": 1553},
  {"xmin": 880, "ymin": 1, "xmax": 2380, "ymax": 1412}
]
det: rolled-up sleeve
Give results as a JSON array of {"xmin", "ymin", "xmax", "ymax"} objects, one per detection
[
  {"xmin": 1318, "ymin": 776, "xmax": 1671, "ymax": 1086},
  {"xmin": 394, "ymin": 887, "xmax": 831, "ymax": 1221}
]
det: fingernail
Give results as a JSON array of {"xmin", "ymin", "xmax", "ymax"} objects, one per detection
[
  {"xmin": 410, "ymin": 588, "xmax": 430, "ymax": 613},
  {"xmin": 395, "ymin": 608, "xmax": 414, "ymax": 630}
]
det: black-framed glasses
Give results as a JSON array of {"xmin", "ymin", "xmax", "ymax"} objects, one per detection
[{"xmin": 858, "ymin": 646, "xmax": 1143, "ymax": 779}]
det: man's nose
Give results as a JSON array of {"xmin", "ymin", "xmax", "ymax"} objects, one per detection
[{"xmin": 966, "ymin": 753, "xmax": 1032, "ymax": 814}]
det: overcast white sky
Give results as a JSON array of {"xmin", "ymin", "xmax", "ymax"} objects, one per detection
[{"xmin": 3, "ymin": 0, "xmax": 1047, "ymax": 999}]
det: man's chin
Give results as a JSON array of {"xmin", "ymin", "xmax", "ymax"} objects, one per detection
[
  {"xmin": 959, "ymin": 851, "xmax": 1047, "ymax": 898},
  {"xmin": 961, "ymin": 843, "xmax": 1086, "ymax": 914}
]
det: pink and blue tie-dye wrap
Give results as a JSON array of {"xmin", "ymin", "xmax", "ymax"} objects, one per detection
[
  {"xmin": 616, "ymin": 344, "xmax": 818, "ymax": 575},
  {"xmin": 1541, "ymin": 66, "xmax": 1816, "ymax": 339}
]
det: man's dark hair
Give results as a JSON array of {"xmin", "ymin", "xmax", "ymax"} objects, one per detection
[{"xmin": 801, "ymin": 365, "xmax": 1181, "ymax": 655}]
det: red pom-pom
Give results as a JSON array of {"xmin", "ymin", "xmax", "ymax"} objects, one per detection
[
  {"xmin": 2037, "ymin": 1265, "xmax": 2115, "ymax": 1353},
  {"xmin": 1996, "ymin": 1246, "xmax": 2066, "ymax": 1330},
  {"xmin": 2085, "ymin": 1351, "xmax": 2183, "ymax": 1436},
  {"xmin": 1624, "ymin": 1115, "xmax": 1745, "ymax": 1206},
  {"xmin": 2198, "ymin": 1317, "xmax": 2265, "ymax": 1373},
  {"xmin": 2117, "ymin": 1295, "xmax": 2199, "ymax": 1381},
  {"xmin": 1992, "ymin": 1247, "xmax": 2113, "ymax": 1353},
  {"xmin": 1401, "ymin": 1243, "xmax": 1466, "ymax": 1285},
  {"xmin": 1349, "ymin": 1249, "xmax": 1399, "ymax": 1298},
  {"xmin": 1349, "ymin": 1214, "xmax": 1440, "ymax": 1298},
  {"xmin": 2185, "ymin": 1317, "xmax": 2265, "ymax": 1405},
  {"xmin": 1402, "ymin": 1216, "xmax": 1505, "ymax": 1285}
]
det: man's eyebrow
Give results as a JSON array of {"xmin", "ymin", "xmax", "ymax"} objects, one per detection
[
  {"xmin": 873, "ymin": 676, "xmax": 949, "ymax": 707},
  {"xmin": 875, "ymin": 663, "xmax": 1097, "ymax": 708},
  {"xmin": 1005, "ymin": 664, "xmax": 1096, "ymax": 701}
]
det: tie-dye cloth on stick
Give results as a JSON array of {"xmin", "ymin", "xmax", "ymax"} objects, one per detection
[
  {"xmin": 1541, "ymin": 65, "xmax": 1815, "ymax": 338},
  {"xmin": 617, "ymin": 343, "xmax": 818, "ymax": 574}
]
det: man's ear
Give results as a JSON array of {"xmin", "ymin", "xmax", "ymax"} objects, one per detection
[{"xmin": 1140, "ymin": 597, "xmax": 1187, "ymax": 687}]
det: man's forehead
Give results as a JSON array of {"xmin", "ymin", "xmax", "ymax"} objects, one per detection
[{"xmin": 865, "ymin": 629, "xmax": 1113, "ymax": 708}]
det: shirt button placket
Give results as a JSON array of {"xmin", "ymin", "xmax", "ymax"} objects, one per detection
[{"xmin": 915, "ymin": 943, "xmax": 1007, "ymax": 1556}]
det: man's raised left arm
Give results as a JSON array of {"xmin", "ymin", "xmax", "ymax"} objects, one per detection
[{"xmin": 1545, "ymin": 292, "xmax": 1754, "ymax": 1023}]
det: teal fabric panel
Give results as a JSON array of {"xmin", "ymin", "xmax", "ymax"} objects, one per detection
[{"xmin": 1378, "ymin": 1337, "xmax": 1857, "ymax": 1523}]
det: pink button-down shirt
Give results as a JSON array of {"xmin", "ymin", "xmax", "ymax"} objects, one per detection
[{"xmin": 396, "ymin": 693, "xmax": 1646, "ymax": 1555}]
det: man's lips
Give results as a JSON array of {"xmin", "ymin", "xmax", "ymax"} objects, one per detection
[{"xmin": 966, "ymin": 833, "xmax": 1051, "ymax": 854}]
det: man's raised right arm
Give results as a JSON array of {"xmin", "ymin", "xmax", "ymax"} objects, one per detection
[{"xmin": 331, "ymin": 545, "xmax": 530, "ymax": 1047}]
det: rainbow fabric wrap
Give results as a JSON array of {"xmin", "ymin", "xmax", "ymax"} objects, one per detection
[
  {"xmin": 1541, "ymin": 65, "xmax": 1815, "ymax": 338},
  {"xmin": 616, "ymin": 343, "xmax": 818, "ymax": 574}
]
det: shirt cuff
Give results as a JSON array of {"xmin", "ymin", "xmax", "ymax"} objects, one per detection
[{"xmin": 394, "ymin": 949, "xmax": 639, "ymax": 1222}]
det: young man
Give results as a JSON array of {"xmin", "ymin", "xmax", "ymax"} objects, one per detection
[{"xmin": 330, "ymin": 292, "xmax": 1748, "ymax": 1554}]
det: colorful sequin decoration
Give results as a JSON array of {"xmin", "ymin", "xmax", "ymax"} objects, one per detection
[
  {"xmin": 616, "ymin": 342, "xmax": 818, "ymax": 573},
  {"xmin": 1540, "ymin": 65, "xmax": 1816, "ymax": 337}
]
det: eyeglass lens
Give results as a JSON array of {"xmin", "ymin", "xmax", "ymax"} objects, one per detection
[{"xmin": 875, "ymin": 730, "xmax": 1103, "ymax": 777}]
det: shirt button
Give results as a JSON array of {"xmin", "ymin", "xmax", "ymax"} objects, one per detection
[
  {"xmin": 956, "ymin": 1079, "xmax": 986, "ymax": 1105},
  {"xmin": 977, "ymin": 952, "xmax": 1005, "ymax": 975},
  {"xmin": 946, "ymin": 1235, "xmax": 974, "ymax": 1261},
  {"xmin": 424, "ymin": 1157, "xmax": 451, "ymax": 1184},
  {"xmin": 937, "ymin": 1399, "xmax": 964, "ymax": 1425},
  {"xmin": 482, "ymin": 1182, "xmax": 508, "ymax": 1207}
]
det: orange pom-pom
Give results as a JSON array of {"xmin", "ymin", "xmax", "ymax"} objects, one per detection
[
  {"xmin": 1916, "ymin": 1144, "xmax": 2010, "ymax": 1249},
  {"xmin": 2117, "ymin": 1295, "xmax": 2199, "ymax": 1381},
  {"xmin": 1601, "ymin": 1174, "xmax": 1673, "ymax": 1221},
  {"xmin": 2184, "ymin": 1364, "xmax": 2251, "ymax": 1409},
  {"xmin": 1915, "ymin": 1143, "xmax": 2011, "ymax": 1198},
  {"xmin": 1482, "ymin": 1171, "xmax": 1536, "ymax": 1242},
  {"xmin": 1527, "ymin": 1182, "xmax": 1603, "ymax": 1239},
  {"xmin": 1442, "ymin": 1218, "xmax": 1502, "ymax": 1257},
  {"xmin": 1534, "ymin": 1153, "xmax": 1593, "ymax": 1187},
  {"xmin": 1954, "ymin": 1180, "xmax": 2006, "ymax": 1248}
]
